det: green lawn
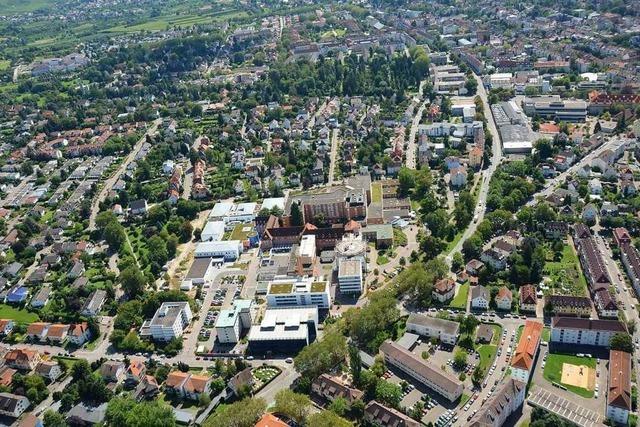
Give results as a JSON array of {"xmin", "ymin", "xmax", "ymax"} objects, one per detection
[
  {"xmin": 449, "ymin": 282, "xmax": 469, "ymax": 309},
  {"xmin": 445, "ymin": 231, "xmax": 464, "ymax": 253},
  {"xmin": 490, "ymin": 324, "xmax": 503, "ymax": 345},
  {"xmin": 371, "ymin": 183, "xmax": 382, "ymax": 203},
  {"xmin": 0, "ymin": 60, "xmax": 10, "ymax": 71},
  {"xmin": 459, "ymin": 393, "xmax": 471, "ymax": 406},
  {"xmin": 320, "ymin": 28, "xmax": 346, "ymax": 39},
  {"xmin": 229, "ymin": 224, "xmax": 253, "ymax": 241},
  {"xmin": 543, "ymin": 353, "xmax": 596, "ymax": 398},
  {"xmin": 377, "ymin": 255, "xmax": 390, "ymax": 265},
  {"xmin": 0, "ymin": 304, "xmax": 39, "ymax": 324},
  {"xmin": 477, "ymin": 344, "xmax": 498, "ymax": 372}
]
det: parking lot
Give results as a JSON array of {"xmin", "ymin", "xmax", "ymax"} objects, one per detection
[{"xmin": 528, "ymin": 387, "xmax": 603, "ymax": 427}]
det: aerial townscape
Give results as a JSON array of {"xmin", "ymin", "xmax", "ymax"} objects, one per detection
[{"xmin": 0, "ymin": 0, "xmax": 640, "ymax": 426}]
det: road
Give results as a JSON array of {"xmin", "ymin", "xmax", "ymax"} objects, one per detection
[
  {"xmin": 328, "ymin": 128, "xmax": 340, "ymax": 185},
  {"xmin": 444, "ymin": 73, "xmax": 503, "ymax": 264},
  {"xmin": 88, "ymin": 118, "xmax": 162, "ymax": 230},
  {"xmin": 406, "ymin": 102, "xmax": 426, "ymax": 170}
]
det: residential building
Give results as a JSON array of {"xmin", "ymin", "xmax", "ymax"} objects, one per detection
[
  {"xmin": 99, "ymin": 361, "xmax": 126, "ymax": 383},
  {"xmin": 4, "ymin": 349, "xmax": 41, "ymax": 370},
  {"xmin": 551, "ymin": 317, "xmax": 627, "ymax": 347},
  {"xmin": 26, "ymin": 322, "xmax": 49, "ymax": 341},
  {"xmin": 35, "ymin": 361, "xmax": 62, "ymax": 382},
  {"xmin": 379, "ymin": 340, "xmax": 463, "ymax": 402},
  {"xmin": 140, "ymin": 302, "xmax": 193, "ymax": 342},
  {"xmin": 0, "ymin": 366, "xmax": 16, "ymax": 388},
  {"xmin": 247, "ymin": 307, "xmax": 318, "ymax": 354},
  {"xmin": 469, "ymin": 379, "xmax": 526, "ymax": 427},
  {"xmin": 495, "ymin": 286, "xmax": 512, "ymax": 311},
  {"xmin": 255, "ymin": 414, "xmax": 289, "ymax": 427},
  {"xmin": 266, "ymin": 276, "xmax": 331, "ymax": 309},
  {"xmin": 481, "ymin": 248, "xmax": 509, "ymax": 270},
  {"xmin": 476, "ymin": 324, "xmax": 494, "ymax": 344},
  {"xmin": 311, "ymin": 374, "xmax": 364, "ymax": 404},
  {"xmin": 0, "ymin": 393, "xmax": 29, "ymax": 418},
  {"xmin": 520, "ymin": 285, "xmax": 538, "ymax": 313},
  {"xmin": 46, "ymin": 324, "xmax": 69, "ymax": 344},
  {"xmin": 574, "ymin": 225, "xmax": 611, "ymax": 293},
  {"xmin": 0, "ymin": 319, "xmax": 14, "ymax": 336},
  {"xmin": 80, "ymin": 290, "xmax": 106, "ymax": 317},
  {"xmin": 432, "ymin": 278, "xmax": 456, "ymax": 303},
  {"xmin": 364, "ymin": 400, "xmax": 420, "ymax": 427},
  {"xmin": 471, "ymin": 286, "xmax": 489, "ymax": 310},
  {"xmin": 130, "ymin": 199, "xmax": 148, "ymax": 215},
  {"xmin": 545, "ymin": 295, "xmax": 592, "ymax": 317},
  {"xmin": 215, "ymin": 299, "xmax": 253, "ymax": 344},
  {"xmin": 406, "ymin": 314, "xmax": 460, "ymax": 345},
  {"xmin": 66, "ymin": 402, "xmax": 107, "ymax": 425},
  {"xmin": 618, "ymin": 237, "xmax": 640, "ymax": 296},
  {"xmin": 511, "ymin": 320, "xmax": 543, "ymax": 383},
  {"xmin": 607, "ymin": 350, "xmax": 631, "ymax": 425},
  {"xmin": 227, "ymin": 368, "xmax": 254, "ymax": 398},
  {"xmin": 68, "ymin": 322, "xmax": 91, "ymax": 346},
  {"xmin": 125, "ymin": 359, "xmax": 146, "ymax": 385},
  {"xmin": 594, "ymin": 289, "xmax": 619, "ymax": 318},
  {"xmin": 165, "ymin": 371, "xmax": 211, "ymax": 401}
]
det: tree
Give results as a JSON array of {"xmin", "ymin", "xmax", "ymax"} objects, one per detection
[
  {"xmin": 328, "ymin": 396, "xmax": 349, "ymax": 417},
  {"xmin": 375, "ymin": 380, "xmax": 402, "ymax": 408},
  {"xmin": 119, "ymin": 265, "xmax": 146, "ymax": 297},
  {"xmin": 180, "ymin": 220, "xmax": 193, "ymax": 242},
  {"xmin": 452, "ymin": 252, "xmax": 464, "ymax": 272},
  {"xmin": 472, "ymin": 366, "xmax": 484, "ymax": 387},
  {"xmin": 203, "ymin": 397, "xmax": 266, "ymax": 427},
  {"xmin": 103, "ymin": 222, "xmax": 126, "ymax": 251},
  {"xmin": 344, "ymin": 291, "xmax": 400, "ymax": 352},
  {"xmin": 610, "ymin": 333, "xmax": 633, "ymax": 353},
  {"xmin": 291, "ymin": 201, "xmax": 303, "ymax": 225},
  {"xmin": 398, "ymin": 167, "xmax": 415, "ymax": 197},
  {"xmin": 307, "ymin": 411, "xmax": 353, "ymax": 427},
  {"xmin": 348, "ymin": 344, "xmax": 362, "ymax": 386},
  {"xmin": 294, "ymin": 327, "xmax": 348, "ymax": 380},
  {"xmin": 106, "ymin": 397, "xmax": 176, "ymax": 427},
  {"xmin": 453, "ymin": 349, "xmax": 468, "ymax": 369},
  {"xmin": 460, "ymin": 315, "xmax": 479, "ymax": 335},
  {"xmin": 272, "ymin": 389, "xmax": 312, "ymax": 425},
  {"xmin": 43, "ymin": 410, "xmax": 68, "ymax": 427}
]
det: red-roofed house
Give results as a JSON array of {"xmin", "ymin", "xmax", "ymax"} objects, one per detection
[{"xmin": 511, "ymin": 320, "xmax": 543, "ymax": 383}]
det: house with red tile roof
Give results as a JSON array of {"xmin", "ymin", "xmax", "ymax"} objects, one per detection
[
  {"xmin": 165, "ymin": 371, "xmax": 211, "ymax": 401},
  {"xmin": 511, "ymin": 320, "xmax": 542, "ymax": 383}
]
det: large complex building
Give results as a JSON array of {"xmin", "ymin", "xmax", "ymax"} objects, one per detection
[
  {"xmin": 469, "ymin": 379, "xmax": 526, "ymax": 427},
  {"xmin": 194, "ymin": 241, "xmax": 243, "ymax": 261},
  {"xmin": 140, "ymin": 302, "xmax": 193, "ymax": 342},
  {"xmin": 522, "ymin": 95, "xmax": 588, "ymax": 122},
  {"xmin": 338, "ymin": 259, "xmax": 364, "ymax": 294},
  {"xmin": 379, "ymin": 340, "xmax": 463, "ymax": 402},
  {"xmin": 215, "ymin": 299, "xmax": 253, "ymax": 344},
  {"xmin": 550, "ymin": 317, "xmax": 627, "ymax": 347},
  {"xmin": 265, "ymin": 276, "xmax": 331, "ymax": 309},
  {"xmin": 247, "ymin": 307, "xmax": 318, "ymax": 354},
  {"xmin": 511, "ymin": 320, "xmax": 542, "ymax": 383},
  {"xmin": 406, "ymin": 313, "xmax": 460, "ymax": 346},
  {"xmin": 607, "ymin": 350, "xmax": 631, "ymax": 425}
]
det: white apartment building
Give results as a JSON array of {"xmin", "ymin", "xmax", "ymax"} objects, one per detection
[
  {"xmin": 215, "ymin": 299, "xmax": 253, "ymax": 344},
  {"xmin": 266, "ymin": 276, "xmax": 331, "ymax": 309},
  {"xmin": 338, "ymin": 259, "xmax": 364, "ymax": 294},
  {"xmin": 406, "ymin": 313, "xmax": 459, "ymax": 345},
  {"xmin": 550, "ymin": 317, "xmax": 627, "ymax": 347},
  {"xmin": 380, "ymin": 340, "xmax": 463, "ymax": 402},
  {"xmin": 141, "ymin": 302, "xmax": 193, "ymax": 342}
]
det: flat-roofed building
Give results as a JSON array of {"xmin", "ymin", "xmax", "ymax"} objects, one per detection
[
  {"xmin": 247, "ymin": 307, "xmax": 318, "ymax": 354},
  {"xmin": 379, "ymin": 340, "xmax": 463, "ymax": 402},
  {"xmin": 194, "ymin": 240, "xmax": 243, "ymax": 261},
  {"xmin": 181, "ymin": 257, "xmax": 215, "ymax": 290},
  {"xmin": 406, "ymin": 313, "xmax": 460, "ymax": 345},
  {"xmin": 200, "ymin": 221, "xmax": 225, "ymax": 242},
  {"xmin": 607, "ymin": 350, "xmax": 631, "ymax": 425},
  {"xmin": 523, "ymin": 95, "xmax": 588, "ymax": 122},
  {"xmin": 338, "ymin": 259, "xmax": 364, "ymax": 294},
  {"xmin": 214, "ymin": 299, "xmax": 253, "ymax": 344},
  {"xmin": 266, "ymin": 276, "xmax": 331, "ymax": 309},
  {"xmin": 469, "ymin": 379, "xmax": 526, "ymax": 427},
  {"xmin": 511, "ymin": 320, "xmax": 543, "ymax": 383},
  {"xmin": 140, "ymin": 302, "xmax": 193, "ymax": 342},
  {"xmin": 551, "ymin": 317, "xmax": 627, "ymax": 347}
]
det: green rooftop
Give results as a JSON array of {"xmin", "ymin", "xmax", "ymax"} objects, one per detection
[
  {"xmin": 311, "ymin": 282, "xmax": 326, "ymax": 293},
  {"xmin": 269, "ymin": 283, "xmax": 294, "ymax": 294}
]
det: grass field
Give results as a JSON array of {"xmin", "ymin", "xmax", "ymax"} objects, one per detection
[
  {"xmin": 0, "ymin": 304, "xmax": 39, "ymax": 324},
  {"xmin": 229, "ymin": 224, "xmax": 253, "ymax": 241},
  {"xmin": 477, "ymin": 344, "xmax": 498, "ymax": 372},
  {"xmin": 320, "ymin": 28, "xmax": 346, "ymax": 39},
  {"xmin": 543, "ymin": 244, "xmax": 588, "ymax": 296},
  {"xmin": 0, "ymin": 0, "xmax": 52, "ymax": 13},
  {"xmin": 371, "ymin": 182, "xmax": 382, "ymax": 203},
  {"xmin": 543, "ymin": 353, "xmax": 596, "ymax": 398},
  {"xmin": 449, "ymin": 282, "xmax": 469, "ymax": 309}
]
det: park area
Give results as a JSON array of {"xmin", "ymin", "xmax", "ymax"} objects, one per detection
[
  {"xmin": 543, "ymin": 243, "xmax": 588, "ymax": 296},
  {"xmin": 543, "ymin": 353, "xmax": 596, "ymax": 398}
]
